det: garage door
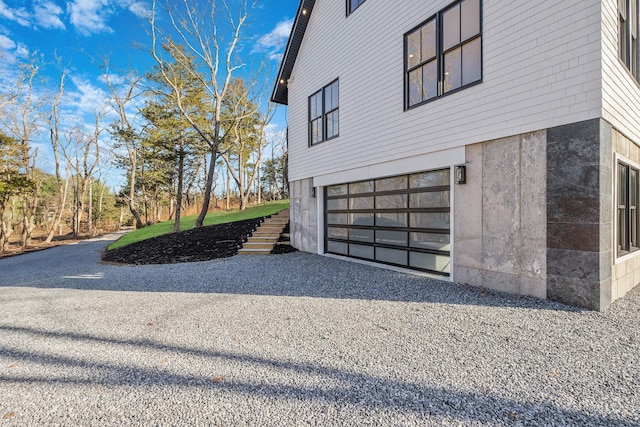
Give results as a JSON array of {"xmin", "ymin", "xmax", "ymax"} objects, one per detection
[{"xmin": 324, "ymin": 169, "xmax": 450, "ymax": 276}]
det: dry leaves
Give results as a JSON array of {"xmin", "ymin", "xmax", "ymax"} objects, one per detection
[
  {"xmin": 3, "ymin": 412, "xmax": 16, "ymax": 419},
  {"xmin": 213, "ymin": 376, "xmax": 224, "ymax": 383},
  {"xmin": 146, "ymin": 323, "xmax": 154, "ymax": 327},
  {"xmin": 7, "ymin": 363, "xmax": 17, "ymax": 369}
]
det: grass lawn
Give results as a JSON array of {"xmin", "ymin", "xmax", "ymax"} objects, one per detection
[{"xmin": 108, "ymin": 200, "xmax": 290, "ymax": 250}]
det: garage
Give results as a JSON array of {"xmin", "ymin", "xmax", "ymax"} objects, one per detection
[{"xmin": 324, "ymin": 168, "xmax": 451, "ymax": 276}]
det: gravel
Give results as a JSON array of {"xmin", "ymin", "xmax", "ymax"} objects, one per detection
[{"xmin": 0, "ymin": 233, "xmax": 639, "ymax": 426}]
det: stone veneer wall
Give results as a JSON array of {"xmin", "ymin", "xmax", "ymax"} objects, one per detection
[
  {"xmin": 612, "ymin": 129, "xmax": 640, "ymax": 300},
  {"xmin": 453, "ymin": 130, "xmax": 548, "ymax": 299},
  {"xmin": 546, "ymin": 119, "xmax": 612, "ymax": 311},
  {"xmin": 289, "ymin": 178, "xmax": 319, "ymax": 253}
]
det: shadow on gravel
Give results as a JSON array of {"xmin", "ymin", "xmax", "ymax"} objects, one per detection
[
  {"xmin": 0, "ymin": 325, "xmax": 632, "ymax": 426},
  {"xmin": 0, "ymin": 249, "xmax": 585, "ymax": 312}
]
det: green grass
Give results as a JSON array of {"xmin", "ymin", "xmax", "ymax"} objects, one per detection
[{"xmin": 108, "ymin": 199, "xmax": 290, "ymax": 250}]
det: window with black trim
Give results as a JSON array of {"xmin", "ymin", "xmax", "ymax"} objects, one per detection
[
  {"xmin": 348, "ymin": 0, "xmax": 366, "ymax": 15},
  {"xmin": 618, "ymin": 161, "xmax": 639, "ymax": 256},
  {"xmin": 405, "ymin": 0, "xmax": 482, "ymax": 109},
  {"xmin": 309, "ymin": 79, "xmax": 339, "ymax": 145},
  {"xmin": 619, "ymin": 0, "xmax": 640, "ymax": 80}
]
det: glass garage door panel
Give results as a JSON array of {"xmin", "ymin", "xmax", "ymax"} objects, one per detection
[{"xmin": 325, "ymin": 168, "xmax": 451, "ymax": 276}]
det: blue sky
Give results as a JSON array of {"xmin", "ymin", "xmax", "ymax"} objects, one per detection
[{"xmin": 0, "ymin": 0, "xmax": 298, "ymax": 187}]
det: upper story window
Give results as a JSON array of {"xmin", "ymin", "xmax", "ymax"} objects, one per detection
[
  {"xmin": 405, "ymin": 0, "xmax": 482, "ymax": 110},
  {"xmin": 619, "ymin": 0, "xmax": 639, "ymax": 80},
  {"xmin": 309, "ymin": 79, "xmax": 339, "ymax": 146},
  {"xmin": 348, "ymin": 0, "xmax": 366, "ymax": 15}
]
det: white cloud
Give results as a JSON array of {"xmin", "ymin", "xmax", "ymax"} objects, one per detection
[
  {"xmin": 0, "ymin": 0, "xmax": 31, "ymax": 27},
  {"xmin": 125, "ymin": 1, "xmax": 150, "ymax": 18},
  {"xmin": 34, "ymin": 1, "xmax": 66, "ymax": 30},
  {"xmin": 0, "ymin": 0, "xmax": 65, "ymax": 30},
  {"xmin": 0, "ymin": 33, "xmax": 29, "ymax": 65},
  {"xmin": 68, "ymin": 75, "xmax": 110, "ymax": 116},
  {"xmin": 67, "ymin": 0, "xmax": 113, "ymax": 36},
  {"xmin": 254, "ymin": 18, "xmax": 293, "ymax": 61},
  {"xmin": 66, "ymin": 0, "xmax": 150, "ymax": 35},
  {"xmin": 0, "ymin": 33, "xmax": 15, "ymax": 50}
]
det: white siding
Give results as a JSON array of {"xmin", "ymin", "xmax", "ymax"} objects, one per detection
[
  {"xmin": 602, "ymin": 0, "xmax": 640, "ymax": 142},
  {"xmin": 286, "ymin": 0, "xmax": 603, "ymax": 182}
]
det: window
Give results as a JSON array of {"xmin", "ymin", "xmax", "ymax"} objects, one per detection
[
  {"xmin": 405, "ymin": 0, "xmax": 482, "ymax": 109},
  {"xmin": 619, "ymin": 0, "xmax": 640, "ymax": 80},
  {"xmin": 618, "ymin": 161, "xmax": 639, "ymax": 256},
  {"xmin": 348, "ymin": 0, "xmax": 366, "ymax": 15},
  {"xmin": 309, "ymin": 80, "xmax": 339, "ymax": 145}
]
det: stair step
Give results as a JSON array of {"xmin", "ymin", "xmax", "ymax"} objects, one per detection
[
  {"xmin": 238, "ymin": 248, "xmax": 272, "ymax": 255},
  {"xmin": 246, "ymin": 237, "xmax": 278, "ymax": 243},
  {"xmin": 236, "ymin": 209, "xmax": 291, "ymax": 256},
  {"xmin": 243, "ymin": 242, "xmax": 275, "ymax": 250},
  {"xmin": 253, "ymin": 232, "xmax": 280, "ymax": 238}
]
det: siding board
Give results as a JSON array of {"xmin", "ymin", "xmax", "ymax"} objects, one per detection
[{"xmin": 287, "ymin": 0, "xmax": 603, "ymax": 181}]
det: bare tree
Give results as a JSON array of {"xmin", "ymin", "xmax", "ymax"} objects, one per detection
[
  {"xmin": 102, "ymin": 67, "xmax": 145, "ymax": 229},
  {"xmin": 0, "ymin": 55, "xmax": 43, "ymax": 246},
  {"xmin": 149, "ymin": 0, "xmax": 258, "ymax": 226},
  {"xmin": 219, "ymin": 79, "xmax": 275, "ymax": 211},
  {"xmin": 44, "ymin": 66, "xmax": 70, "ymax": 243},
  {"xmin": 61, "ymin": 111, "xmax": 102, "ymax": 237}
]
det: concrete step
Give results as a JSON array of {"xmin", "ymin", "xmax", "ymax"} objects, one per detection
[
  {"xmin": 246, "ymin": 236, "xmax": 279, "ymax": 243},
  {"xmin": 253, "ymin": 231, "xmax": 281, "ymax": 237},
  {"xmin": 256, "ymin": 225, "xmax": 285, "ymax": 231},
  {"xmin": 237, "ymin": 208, "xmax": 290, "ymax": 255},
  {"xmin": 242, "ymin": 242, "xmax": 275, "ymax": 250},
  {"xmin": 238, "ymin": 248, "xmax": 272, "ymax": 255}
]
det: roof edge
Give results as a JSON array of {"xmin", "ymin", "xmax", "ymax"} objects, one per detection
[{"xmin": 270, "ymin": 0, "xmax": 316, "ymax": 105}]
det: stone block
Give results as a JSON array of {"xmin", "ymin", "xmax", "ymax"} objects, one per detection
[
  {"xmin": 482, "ymin": 270, "xmax": 520, "ymax": 295},
  {"xmin": 453, "ymin": 266, "xmax": 483, "ymax": 288},
  {"xmin": 547, "ymin": 222, "xmax": 600, "ymax": 252},
  {"xmin": 520, "ymin": 276, "xmax": 547, "ymax": 299},
  {"xmin": 482, "ymin": 136, "xmax": 521, "ymax": 276},
  {"xmin": 547, "ymin": 119, "xmax": 601, "ymax": 167},
  {"xmin": 547, "ymin": 248, "xmax": 600, "ymax": 280},
  {"xmin": 547, "ymin": 274, "xmax": 601, "ymax": 310},
  {"xmin": 454, "ymin": 236, "xmax": 483, "ymax": 269},
  {"xmin": 519, "ymin": 225, "xmax": 546, "ymax": 278}
]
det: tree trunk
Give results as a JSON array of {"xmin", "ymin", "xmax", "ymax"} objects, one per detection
[
  {"xmin": 45, "ymin": 176, "xmax": 69, "ymax": 243},
  {"xmin": 196, "ymin": 147, "xmax": 217, "ymax": 227},
  {"xmin": 173, "ymin": 147, "xmax": 185, "ymax": 233},
  {"xmin": 226, "ymin": 166, "xmax": 230, "ymax": 210},
  {"xmin": 128, "ymin": 155, "xmax": 144, "ymax": 229}
]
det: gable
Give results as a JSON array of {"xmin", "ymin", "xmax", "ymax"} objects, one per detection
[{"xmin": 271, "ymin": 0, "xmax": 316, "ymax": 105}]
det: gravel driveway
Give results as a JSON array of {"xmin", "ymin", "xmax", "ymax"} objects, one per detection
[{"xmin": 0, "ymin": 233, "xmax": 639, "ymax": 426}]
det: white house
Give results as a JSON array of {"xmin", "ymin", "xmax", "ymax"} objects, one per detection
[{"xmin": 271, "ymin": 0, "xmax": 640, "ymax": 311}]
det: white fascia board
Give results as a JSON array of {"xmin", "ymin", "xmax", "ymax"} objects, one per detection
[{"xmin": 312, "ymin": 146, "xmax": 465, "ymax": 187}]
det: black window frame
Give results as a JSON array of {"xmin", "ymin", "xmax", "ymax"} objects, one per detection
[
  {"xmin": 324, "ymin": 169, "xmax": 452, "ymax": 276},
  {"xmin": 404, "ymin": 0, "xmax": 483, "ymax": 110},
  {"xmin": 619, "ymin": 0, "xmax": 640, "ymax": 81},
  {"xmin": 308, "ymin": 79, "xmax": 339, "ymax": 146},
  {"xmin": 618, "ymin": 160, "xmax": 640, "ymax": 257},
  {"xmin": 347, "ymin": 0, "xmax": 367, "ymax": 16}
]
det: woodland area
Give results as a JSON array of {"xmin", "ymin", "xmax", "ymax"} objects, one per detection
[{"xmin": 0, "ymin": 0, "xmax": 289, "ymax": 255}]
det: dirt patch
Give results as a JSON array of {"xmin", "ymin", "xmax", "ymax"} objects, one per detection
[
  {"xmin": 102, "ymin": 217, "xmax": 294, "ymax": 265},
  {"xmin": 0, "ymin": 233, "xmax": 109, "ymax": 260}
]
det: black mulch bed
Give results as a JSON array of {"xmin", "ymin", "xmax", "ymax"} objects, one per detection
[{"xmin": 103, "ymin": 217, "xmax": 298, "ymax": 265}]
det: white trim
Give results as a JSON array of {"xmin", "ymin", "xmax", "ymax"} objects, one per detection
[
  {"xmin": 312, "ymin": 146, "xmax": 465, "ymax": 187},
  {"xmin": 449, "ymin": 164, "xmax": 456, "ymax": 282},
  {"xmin": 614, "ymin": 152, "xmax": 640, "ymax": 264},
  {"xmin": 323, "ymin": 253, "xmax": 452, "ymax": 282},
  {"xmin": 316, "ymin": 186, "xmax": 325, "ymax": 254}
]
